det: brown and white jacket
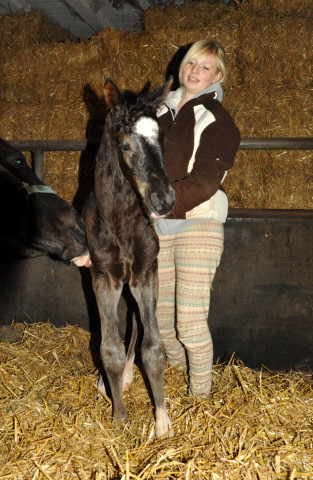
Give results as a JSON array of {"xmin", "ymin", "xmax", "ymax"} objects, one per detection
[{"xmin": 157, "ymin": 85, "xmax": 240, "ymax": 223}]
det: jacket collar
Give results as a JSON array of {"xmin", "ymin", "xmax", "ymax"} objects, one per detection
[{"xmin": 164, "ymin": 82, "xmax": 223, "ymax": 116}]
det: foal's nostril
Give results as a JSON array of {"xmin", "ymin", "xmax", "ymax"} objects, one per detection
[
  {"xmin": 151, "ymin": 192, "xmax": 161, "ymax": 209},
  {"xmin": 151, "ymin": 187, "xmax": 176, "ymax": 214}
]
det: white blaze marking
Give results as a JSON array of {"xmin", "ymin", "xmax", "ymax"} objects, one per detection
[{"xmin": 135, "ymin": 117, "xmax": 158, "ymax": 144}]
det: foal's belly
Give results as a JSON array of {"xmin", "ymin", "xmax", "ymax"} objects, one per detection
[{"xmin": 90, "ymin": 225, "xmax": 159, "ymax": 284}]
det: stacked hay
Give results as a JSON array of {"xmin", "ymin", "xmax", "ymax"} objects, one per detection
[
  {"xmin": 223, "ymin": 0, "xmax": 312, "ymax": 209},
  {"xmin": 0, "ymin": 10, "xmax": 71, "ymax": 46},
  {"xmin": 1, "ymin": 322, "xmax": 313, "ymax": 479},
  {"xmin": 0, "ymin": 0, "xmax": 312, "ymax": 208}
]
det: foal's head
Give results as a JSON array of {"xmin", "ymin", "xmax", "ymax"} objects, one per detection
[{"xmin": 104, "ymin": 79, "xmax": 175, "ymax": 218}]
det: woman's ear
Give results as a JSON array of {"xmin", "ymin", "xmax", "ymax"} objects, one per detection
[{"xmin": 215, "ymin": 71, "xmax": 222, "ymax": 83}]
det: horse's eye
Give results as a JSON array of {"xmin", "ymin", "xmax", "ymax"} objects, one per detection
[
  {"xmin": 120, "ymin": 143, "xmax": 130, "ymax": 152},
  {"xmin": 16, "ymin": 158, "xmax": 24, "ymax": 165}
]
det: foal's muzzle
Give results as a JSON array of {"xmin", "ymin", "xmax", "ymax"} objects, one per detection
[{"xmin": 150, "ymin": 185, "xmax": 176, "ymax": 216}]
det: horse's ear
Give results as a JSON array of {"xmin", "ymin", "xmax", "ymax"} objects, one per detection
[
  {"xmin": 104, "ymin": 78, "xmax": 122, "ymax": 108},
  {"xmin": 138, "ymin": 81, "xmax": 151, "ymax": 97},
  {"xmin": 162, "ymin": 76, "xmax": 174, "ymax": 103},
  {"xmin": 147, "ymin": 76, "xmax": 174, "ymax": 108}
]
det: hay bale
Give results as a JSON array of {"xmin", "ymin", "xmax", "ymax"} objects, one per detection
[
  {"xmin": 143, "ymin": 1, "xmax": 233, "ymax": 33},
  {"xmin": 238, "ymin": 0, "xmax": 313, "ymax": 16},
  {"xmin": 0, "ymin": 10, "xmax": 71, "ymax": 47},
  {"xmin": 0, "ymin": 322, "xmax": 313, "ymax": 479},
  {"xmin": 0, "ymin": 1, "xmax": 312, "ymax": 209},
  {"xmin": 223, "ymin": 84, "xmax": 313, "ymax": 209},
  {"xmin": 225, "ymin": 149, "xmax": 313, "ymax": 209},
  {"xmin": 237, "ymin": 14, "xmax": 312, "ymax": 90},
  {"xmin": 224, "ymin": 85, "xmax": 312, "ymax": 137}
]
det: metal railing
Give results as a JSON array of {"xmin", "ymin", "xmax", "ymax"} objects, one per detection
[{"xmin": 8, "ymin": 137, "xmax": 313, "ymax": 220}]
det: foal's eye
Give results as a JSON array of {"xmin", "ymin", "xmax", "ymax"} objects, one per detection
[{"xmin": 119, "ymin": 143, "xmax": 130, "ymax": 152}]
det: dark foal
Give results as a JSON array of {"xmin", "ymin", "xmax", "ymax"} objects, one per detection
[
  {"xmin": 83, "ymin": 79, "xmax": 175, "ymax": 437},
  {"xmin": 0, "ymin": 138, "xmax": 90, "ymax": 266}
]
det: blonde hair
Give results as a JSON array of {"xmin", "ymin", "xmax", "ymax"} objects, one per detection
[{"xmin": 178, "ymin": 40, "xmax": 227, "ymax": 85}]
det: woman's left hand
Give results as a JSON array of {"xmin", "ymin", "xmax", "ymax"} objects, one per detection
[{"xmin": 150, "ymin": 212, "xmax": 168, "ymax": 220}]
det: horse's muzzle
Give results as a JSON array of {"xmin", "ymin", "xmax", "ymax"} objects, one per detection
[{"xmin": 150, "ymin": 185, "xmax": 176, "ymax": 216}]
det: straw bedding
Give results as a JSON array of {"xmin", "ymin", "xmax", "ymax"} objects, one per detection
[
  {"xmin": 0, "ymin": 0, "xmax": 312, "ymax": 208},
  {"xmin": 0, "ymin": 322, "xmax": 312, "ymax": 479}
]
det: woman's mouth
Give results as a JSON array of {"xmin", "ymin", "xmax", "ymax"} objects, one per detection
[{"xmin": 187, "ymin": 75, "xmax": 198, "ymax": 84}]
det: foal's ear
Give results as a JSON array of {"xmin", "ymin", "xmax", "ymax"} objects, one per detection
[
  {"xmin": 138, "ymin": 81, "xmax": 151, "ymax": 98},
  {"xmin": 104, "ymin": 78, "xmax": 122, "ymax": 108},
  {"xmin": 147, "ymin": 76, "xmax": 174, "ymax": 108},
  {"xmin": 162, "ymin": 76, "xmax": 174, "ymax": 102}
]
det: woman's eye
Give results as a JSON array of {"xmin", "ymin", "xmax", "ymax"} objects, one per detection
[{"xmin": 120, "ymin": 144, "xmax": 130, "ymax": 152}]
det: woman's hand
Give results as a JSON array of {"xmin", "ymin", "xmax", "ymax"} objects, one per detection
[{"xmin": 150, "ymin": 212, "xmax": 168, "ymax": 220}]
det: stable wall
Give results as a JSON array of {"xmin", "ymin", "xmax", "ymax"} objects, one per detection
[{"xmin": 1, "ymin": 213, "xmax": 312, "ymax": 371}]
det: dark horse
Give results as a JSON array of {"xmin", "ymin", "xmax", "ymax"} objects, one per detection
[
  {"xmin": 83, "ymin": 79, "xmax": 175, "ymax": 437},
  {"xmin": 0, "ymin": 138, "xmax": 90, "ymax": 266}
]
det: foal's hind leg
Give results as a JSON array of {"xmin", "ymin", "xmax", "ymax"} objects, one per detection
[
  {"xmin": 123, "ymin": 318, "xmax": 137, "ymax": 390},
  {"xmin": 92, "ymin": 273, "xmax": 127, "ymax": 423},
  {"xmin": 130, "ymin": 275, "xmax": 172, "ymax": 438}
]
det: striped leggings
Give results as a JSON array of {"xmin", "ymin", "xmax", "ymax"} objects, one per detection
[{"xmin": 156, "ymin": 221, "xmax": 224, "ymax": 395}]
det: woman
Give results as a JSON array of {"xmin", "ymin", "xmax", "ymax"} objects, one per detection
[{"xmin": 155, "ymin": 40, "xmax": 240, "ymax": 396}]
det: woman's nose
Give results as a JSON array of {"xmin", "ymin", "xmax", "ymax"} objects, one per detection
[{"xmin": 191, "ymin": 63, "xmax": 199, "ymax": 73}]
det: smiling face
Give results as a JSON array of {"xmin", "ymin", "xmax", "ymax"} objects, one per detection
[{"xmin": 181, "ymin": 53, "xmax": 222, "ymax": 98}]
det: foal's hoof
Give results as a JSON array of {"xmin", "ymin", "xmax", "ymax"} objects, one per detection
[
  {"xmin": 155, "ymin": 410, "xmax": 174, "ymax": 438},
  {"xmin": 97, "ymin": 375, "xmax": 107, "ymax": 396},
  {"xmin": 113, "ymin": 411, "xmax": 128, "ymax": 425},
  {"xmin": 122, "ymin": 362, "xmax": 134, "ymax": 390}
]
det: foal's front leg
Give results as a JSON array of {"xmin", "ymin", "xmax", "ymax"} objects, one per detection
[
  {"xmin": 130, "ymin": 274, "xmax": 172, "ymax": 438},
  {"xmin": 92, "ymin": 273, "xmax": 127, "ymax": 423}
]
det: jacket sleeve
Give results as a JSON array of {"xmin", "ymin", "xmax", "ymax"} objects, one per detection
[{"xmin": 170, "ymin": 118, "xmax": 240, "ymax": 219}]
